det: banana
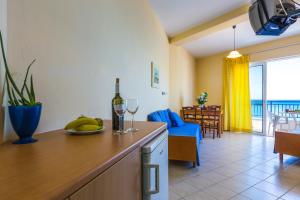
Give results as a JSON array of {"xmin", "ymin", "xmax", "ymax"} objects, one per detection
[
  {"xmin": 95, "ymin": 118, "xmax": 103, "ymax": 127},
  {"xmin": 77, "ymin": 115, "xmax": 87, "ymax": 119},
  {"xmin": 75, "ymin": 125, "xmax": 100, "ymax": 131},
  {"xmin": 65, "ymin": 118, "xmax": 99, "ymax": 130}
]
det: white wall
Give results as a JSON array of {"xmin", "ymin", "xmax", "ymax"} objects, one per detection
[
  {"xmin": 6, "ymin": 0, "xmax": 169, "ymax": 137},
  {"xmin": 169, "ymin": 44, "xmax": 196, "ymax": 113},
  {"xmin": 0, "ymin": 0, "xmax": 7, "ymax": 142}
]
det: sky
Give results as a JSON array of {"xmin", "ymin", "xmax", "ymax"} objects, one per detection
[{"xmin": 250, "ymin": 57, "xmax": 300, "ymax": 100}]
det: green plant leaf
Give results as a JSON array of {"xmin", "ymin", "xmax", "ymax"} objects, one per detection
[
  {"xmin": 21, "ymin": 59, "xmax": 36, "ymax": 95},
  {"xmin": 0, "ymin": 31, "xmax": 39, "ymax": 106},
  {"xmin": 30, "ymin": 75, "xmax": 35, "ymax": 103},
  {"xmin": 5, "ymin": 73, "xmax": 15, "ymax": 106},
  {"xmin": 0, "ymin": 32, "xmax": 27, "ymax": 102},
  {"xmin": 11, "ymin": 89, "xmax": 20, "ymax": 106},
  {"xmin": 25, "ymin": 84, "xmax": 33, "ymax": 105}
]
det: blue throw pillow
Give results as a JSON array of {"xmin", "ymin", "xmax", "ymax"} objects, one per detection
[{"xmin": 169, "ymin": 112, "xmax": 185, "ymax": 127}]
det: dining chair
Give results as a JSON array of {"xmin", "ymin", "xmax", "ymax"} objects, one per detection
[
  {"xmin": 207, "ymin": 105, "xmax": 221, "ymax": 111},
  {"xmin": 182, "ymin": 107, "xmax": 196, "ymax": 122},
  {"xmin": 201, "ymin": 109, "xmax": 221, "ymax": 139}
]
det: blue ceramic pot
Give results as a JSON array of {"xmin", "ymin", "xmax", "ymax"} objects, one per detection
[{"xmin": 8, "ymin": 104, "xmax": 42, "ymax": 144}]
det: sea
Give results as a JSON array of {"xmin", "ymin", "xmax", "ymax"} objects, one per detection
[{"xmin": 251, "ymin": 100, "xmax": 300, "ymax": 118}]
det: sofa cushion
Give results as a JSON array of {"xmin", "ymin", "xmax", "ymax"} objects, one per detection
[
  {"xmin": 148, "ymin": 112, "xmax": 162, "ymax": 122},
  {"xmin": 158, "ymin": 109, "xmax": 172, "ymax": 128},
  {"xmin": 169, "ymin": 112, "xmax": 185, "ymax": 127},
  {"xmin": 148, "ymin": 109, "xmax": 172, "ymax": 128},
  {"xmin": 168, "ymin": 123, "xmax": 202, "ymax": 143}
]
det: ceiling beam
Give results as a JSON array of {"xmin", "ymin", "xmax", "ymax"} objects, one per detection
[{"xmin": 170, "ymin": 4, "xmax": 250, "ymax": 45}]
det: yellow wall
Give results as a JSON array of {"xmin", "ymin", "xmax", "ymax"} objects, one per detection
[
  {"xmin": 169, "ymin": 45, "xmax": 196, "ymax": 113},
  {"xmin": 196, "ymin": 34, "xmax": 300, "ymax": 106},
  {"xmin": 4, "ymin": 0, "xmax": 169, "ymax": 140}
]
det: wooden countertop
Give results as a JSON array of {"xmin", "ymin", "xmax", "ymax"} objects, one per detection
[{"xmin": 0, "ymin": 120, "xmax": 166, "ymax": 200}]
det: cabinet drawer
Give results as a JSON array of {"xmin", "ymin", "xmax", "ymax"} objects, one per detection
[{"xmin": 70, "ymin": 148, "xmax": 141, "ymax": 200}]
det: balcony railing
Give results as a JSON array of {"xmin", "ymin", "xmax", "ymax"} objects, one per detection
[{"xmin": 251, "ymin": 100, "xmax": 300, "ymax": 118}]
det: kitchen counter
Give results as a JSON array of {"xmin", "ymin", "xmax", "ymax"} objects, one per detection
[{"xmin": 0, "ymin": 120, "xmax": 167, "ymax": 200}]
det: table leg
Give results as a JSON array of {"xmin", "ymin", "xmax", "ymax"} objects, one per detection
[{"xmin": 279, "ymin": 153, "xmax": 283, "ymax": 163}]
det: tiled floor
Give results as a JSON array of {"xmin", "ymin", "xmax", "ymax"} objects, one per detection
[{"xmin": 169, "ymin": 132, "xmax": 300, "ymax": 200}]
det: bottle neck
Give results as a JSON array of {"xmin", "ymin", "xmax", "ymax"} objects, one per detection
[{"xmin": 115, "ymin": 83, "xmax": 120, "ymax": 95}]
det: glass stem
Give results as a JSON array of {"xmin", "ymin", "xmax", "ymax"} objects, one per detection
[
  {"xmin": 131, "ymin": 114, "xmax": 134, "ymax": 129},
  {"xmin": 119, "ymin": 116, "xmax": 122, "ymax": 132}
]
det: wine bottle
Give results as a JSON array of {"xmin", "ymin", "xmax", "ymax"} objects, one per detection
[{"xmin": 112, "ymin": 78, "xmax": 124, "ymax": 130}]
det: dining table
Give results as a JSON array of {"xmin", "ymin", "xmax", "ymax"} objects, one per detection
[{"xmin": 180, "ymin": 107, "xmax": 224, "ymax": 136}]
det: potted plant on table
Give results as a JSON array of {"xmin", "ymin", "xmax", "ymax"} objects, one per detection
[
  {"xmin": 197, "ymin": 92, "xmax": 208, "ymax": 108},
  {"xmin": 0, "ymin": 31, "xmax": 41, "ymax": 144}
]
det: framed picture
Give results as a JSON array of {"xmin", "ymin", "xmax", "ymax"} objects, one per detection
[{"xmin": 151, "ymin": 62, "xmax": 160, "ymax": 89}]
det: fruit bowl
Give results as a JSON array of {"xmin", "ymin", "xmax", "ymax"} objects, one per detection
[{"xmin": 67, "ymin": 126, "xmax": 105, "ymax": 135}]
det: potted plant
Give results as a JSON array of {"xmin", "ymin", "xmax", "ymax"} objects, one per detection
[
  {"xmin": 197, "ymin": 92, "xmax": 208, "ymax": 108},
  {"xmin": 0, "ymin": 31, "xmax": 41, "ymax": 144}
]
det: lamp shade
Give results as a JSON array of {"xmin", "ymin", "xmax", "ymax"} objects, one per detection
[
  {"xmin": 227, "ymin": 25, "xmax": 242, "ymax": 59},
  {"xmin": 227, "ymin": 50, "xmax": 242, "ymax": 59}
]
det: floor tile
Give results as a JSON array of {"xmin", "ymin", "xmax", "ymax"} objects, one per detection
[
  {"xmin": 252, "ymin": 163, "xmax": 281, "ymax": 174},
  {"xmin": 230, "ymin": 194, "xmax": 251, "ymax": 200},
  {"xmin": 218, "ymin": 179, "xmax": 252, "ymax": 193},
  {"xmin": 281, "ymin": 185, "xmax": 300, "ymax": 200},
  {"xmin": 169, "ymin": 133, "xmax": 300, "ymax": 200},
  {"xmin": 214, "ymin": 166, "xmax": 241, "ymax": 178},
  {"xmin": 254, "ymin": 181, "xmax": 290, "ymax": 197},
  {"xmin": 198, "ymin": 171, "xmax": 228, "ymax": 183},
  {"xmin": 169, "ymin": 189, "xmax": 182, "ymax": 200},
  {"xmin": 203, "ymin": 184, "xmax": 237, "ymax": 200},
  {"xmin": 184, "ymin": 190, "xmax": 216, "ymax": 200},
  {"xmin": 229, "ymin": 173, "xmax": 262, "ymax": 186},
  {"xmin": 241, "ymin": 187, "xmax": 277, "ymax": 200},
  {"xmin": 244, "ymin": 168, "xmax": 273, "ymax": 180},
  {"xmin": 184, "ymin": 174, "xmax": 216, "ymax": 190},
  {"xmin": 171, "ymin": 181, "xmax": 198, "ymax": 197},
  {"xmin": 265, "ymin": 174, "xmax": 300, "ymax": 189}
]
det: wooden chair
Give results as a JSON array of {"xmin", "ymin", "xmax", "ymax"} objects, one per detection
[
  {"xmin": 194, "ymin": 106, "xmax": 206, "ymax": 137},
  {"xmin": 201, "ymin": 109, "xmax": 221, "ymax": 139},
  {"xmin": 207, "ymin": 105, "xmax": 221, "ymax": 111},
  {"xmin": 182, "ymin": 107, "xmax": 196, "ymax": 122}
]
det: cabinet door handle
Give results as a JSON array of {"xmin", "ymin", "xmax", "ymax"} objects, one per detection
[{"xmin": 144, "ymin": 164, "xmax": 160, "ymax": 195}]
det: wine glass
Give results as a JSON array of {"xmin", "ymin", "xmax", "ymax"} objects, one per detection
[
  {"xmin": 126, "ymin": 98, "xmax": 139, "ymax": 133},
  {"xmin": 113, "ymin": 101, "xmax": 127, "ymax": 134}
]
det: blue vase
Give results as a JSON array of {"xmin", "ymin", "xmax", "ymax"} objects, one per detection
[{"xmin": 8, "ymin": 104, "xmax": 42, "ymax": 144}]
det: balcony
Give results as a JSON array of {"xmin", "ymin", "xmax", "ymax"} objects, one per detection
[{"xmin": 251, "ymin": 100, "xmax": 300, "ymax": 135}]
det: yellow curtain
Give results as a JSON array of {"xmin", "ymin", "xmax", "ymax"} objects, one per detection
[{"xmin": 223, "ymin": 55, "xmax": 252, "ymax": 132}]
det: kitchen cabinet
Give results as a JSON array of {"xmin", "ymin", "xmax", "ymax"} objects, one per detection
[
  {"xmin": 0, "ymin": 121, "xmax": 167, "ymax": 200},
  {"xmin": 70, "ymin": 148, "xmax": 141, "ymax": 200}
]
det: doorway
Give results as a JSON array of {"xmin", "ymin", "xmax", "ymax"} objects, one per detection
[
  {"xmin": 250, "ymin": 62, "xmax": 267, "ymax": 135},
  {"xmin": 250, "ymin": 56, "xmax": 300, "ymax": 136}
]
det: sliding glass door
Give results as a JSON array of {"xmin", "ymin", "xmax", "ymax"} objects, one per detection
[
  {"xmin": 250, "ymin": 57, "xmax": 300, "ymax": 136},
  {"xmin": 250, "ymin": 63, "xmax": 267, "ymax": 135}
]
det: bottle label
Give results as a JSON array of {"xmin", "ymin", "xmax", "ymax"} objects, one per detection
[{"xmin": 114, "ymin": 104, "xmax": 126, "ymax": 110}]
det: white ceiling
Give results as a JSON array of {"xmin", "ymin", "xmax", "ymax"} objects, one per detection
[
  {"xmin": 149, "ymin": 0, "xmax": 250, "ymax": 36},
  {"xmin": 183, "ymin": 20, "xmax": 300, "ymax": 57},
  {"xmin": 149, "ymin": 0, "xmax": 300, "ymax": 57}
]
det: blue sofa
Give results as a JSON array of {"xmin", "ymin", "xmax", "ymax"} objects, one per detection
[{"xmin": 148, "ymin": 109, "xmax": 202, "ymax": 167}]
